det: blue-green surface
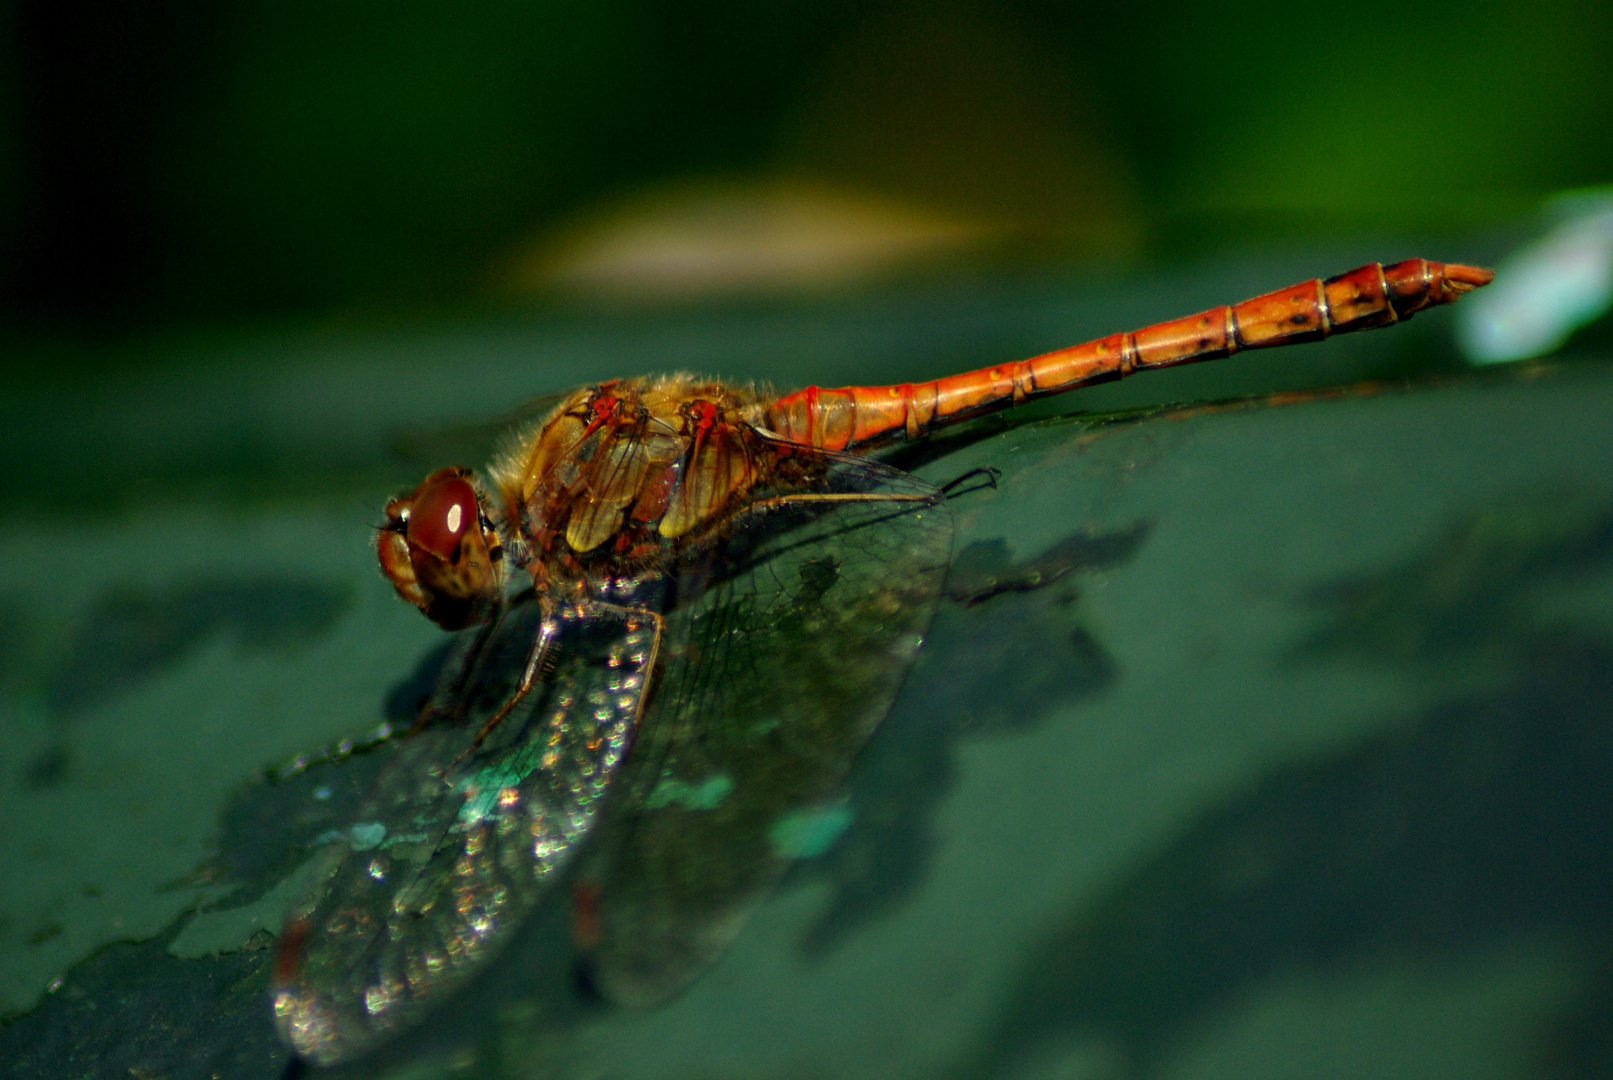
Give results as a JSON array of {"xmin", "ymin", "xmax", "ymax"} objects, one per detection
[{"xmin": 2, "ymin": 255, "xmax": 1611, "ymax": 1079}]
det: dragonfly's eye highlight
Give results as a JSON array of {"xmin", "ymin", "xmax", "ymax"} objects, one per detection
[
  {"xmin": 378, "ymin": 467, "xmax": 502, "ymax": 630},
  {"xmin": 408, "ymin": 473, "xmax": 478, "ymax": 561}
]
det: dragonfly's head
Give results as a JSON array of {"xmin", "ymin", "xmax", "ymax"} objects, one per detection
[{"xmin": 377, "ymin": 467, "xmax": 504, "ymax": 629}]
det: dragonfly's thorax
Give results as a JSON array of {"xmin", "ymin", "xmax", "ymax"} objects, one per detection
[{"xmin": 488, "ymin": 375, "xmax": 775, "ymax": 588}]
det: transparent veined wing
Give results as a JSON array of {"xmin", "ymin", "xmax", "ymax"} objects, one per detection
[
  {"xmin": 273, "ymin": 439, "xmax": 953, "ymax": 1060},
  {"xmin": 272, "ymin": 596, "xmax": 655, "ymax": 1066},
  {"xmin": 576, "ymin": 446, "xmax": 955, "ymax": 1005}
]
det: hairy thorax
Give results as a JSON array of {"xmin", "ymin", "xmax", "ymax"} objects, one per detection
[{"xmin": 488, "ymin": 374, "xmax": 775, "ymax": 593}]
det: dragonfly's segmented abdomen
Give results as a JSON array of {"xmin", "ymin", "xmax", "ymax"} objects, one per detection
[{"xmin": 764, "ymin": 258, "xmax": 1494, "ymax": 452}]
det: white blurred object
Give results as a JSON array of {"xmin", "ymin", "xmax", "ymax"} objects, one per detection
[{"xmin": 1457, "ymin": 188, "xmax": 1613, "ymax": 364}]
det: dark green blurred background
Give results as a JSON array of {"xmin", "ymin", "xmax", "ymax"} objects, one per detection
[{"xmin": 3, "ymin": 0, "xmax": 1610, "ymax": 337}]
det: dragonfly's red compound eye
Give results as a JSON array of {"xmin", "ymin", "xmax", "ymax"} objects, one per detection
[{"xmin": 407, "ymin": 470, "xmax": 480, "ymax": 561}]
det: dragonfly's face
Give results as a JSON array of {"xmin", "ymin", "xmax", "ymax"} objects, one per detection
[{"xmin": 377, "ymin": 467, "xmax": 504, "ymax": 629}]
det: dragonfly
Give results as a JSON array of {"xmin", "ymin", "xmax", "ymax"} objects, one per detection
[{"xmin": 272, "ymin": 258, "xmax": 1493, "ymax": 1065}]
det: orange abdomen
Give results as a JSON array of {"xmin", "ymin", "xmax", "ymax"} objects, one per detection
[{"xmin": 765, "ymin": 259, "xmax": 1494, "ymax": 452}]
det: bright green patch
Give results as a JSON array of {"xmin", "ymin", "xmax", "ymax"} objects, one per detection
[
  {"xmin": 769, "ymin": 803, "xmax": 855, "ymax": 859},
  {"xmin": 645, "ymin": 773, "xmax": 734, "ymax": 811}
]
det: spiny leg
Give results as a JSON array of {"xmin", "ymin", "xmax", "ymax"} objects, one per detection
[
  {"xmin": 585, "ymin": 601, "xmax": 665, "ymax": 735},
  {"xmin": 444, "ymin": 610, "xmax": 561, "ymax": 772},
  {"xmin": 447, "ymin": 604, "xmax": 665, "ymax": 773},
  {"xmin": 410, "ymin": 596, "xmax": 508, "ymax": 733},
  {"xmin": 744, "ymin": 491, "xmax": 936, "ymax": 513}
]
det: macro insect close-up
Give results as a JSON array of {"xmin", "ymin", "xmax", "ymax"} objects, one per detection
[
  {"xmin": 6, "ymin": 7, "xmax": 1613, "ymax": 1079},
  {"xmin": 269, "ymin": 259, "xmax": 1493, "ymax": 1066}
]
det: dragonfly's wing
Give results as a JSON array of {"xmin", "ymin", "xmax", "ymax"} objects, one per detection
[
  {"xmin": 272, "ymin": 598, "xmax": 654, "ymax": 1066},
  {"xmin": 579, "ymin": 449, "xmax": 954, "ymax": 1006}
]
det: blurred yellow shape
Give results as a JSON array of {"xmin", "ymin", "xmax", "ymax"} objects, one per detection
[{"xmin": 509, "ymin": 179, "xmax": 990, "ymax": 302}]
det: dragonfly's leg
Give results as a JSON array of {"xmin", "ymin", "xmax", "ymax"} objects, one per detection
[
  {"xmin": 582, "ymin": 603, "xmax": 665, "ymax": 732},
  {"xmin": 411, "ymin": 596, "xmax": 508, "ymax": 732},
  {"xmin": 451, "ymin": 604, "xmax": 664, "ymax": 773},
  {"xmin": 270, "ymin": 597, "xmax": 526, "ymax": 779},
  {"xmin": 455, "ymin": 609, "xmax": 563, "ymax": 757},
  {"xmin": 742, "ymin": 491, "xmax": 936, "ymax": 515}
]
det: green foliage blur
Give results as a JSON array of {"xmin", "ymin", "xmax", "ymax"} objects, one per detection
[{"xmin": 2, "ymin": 0, "xmax": 1610, "ymax": 326}]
